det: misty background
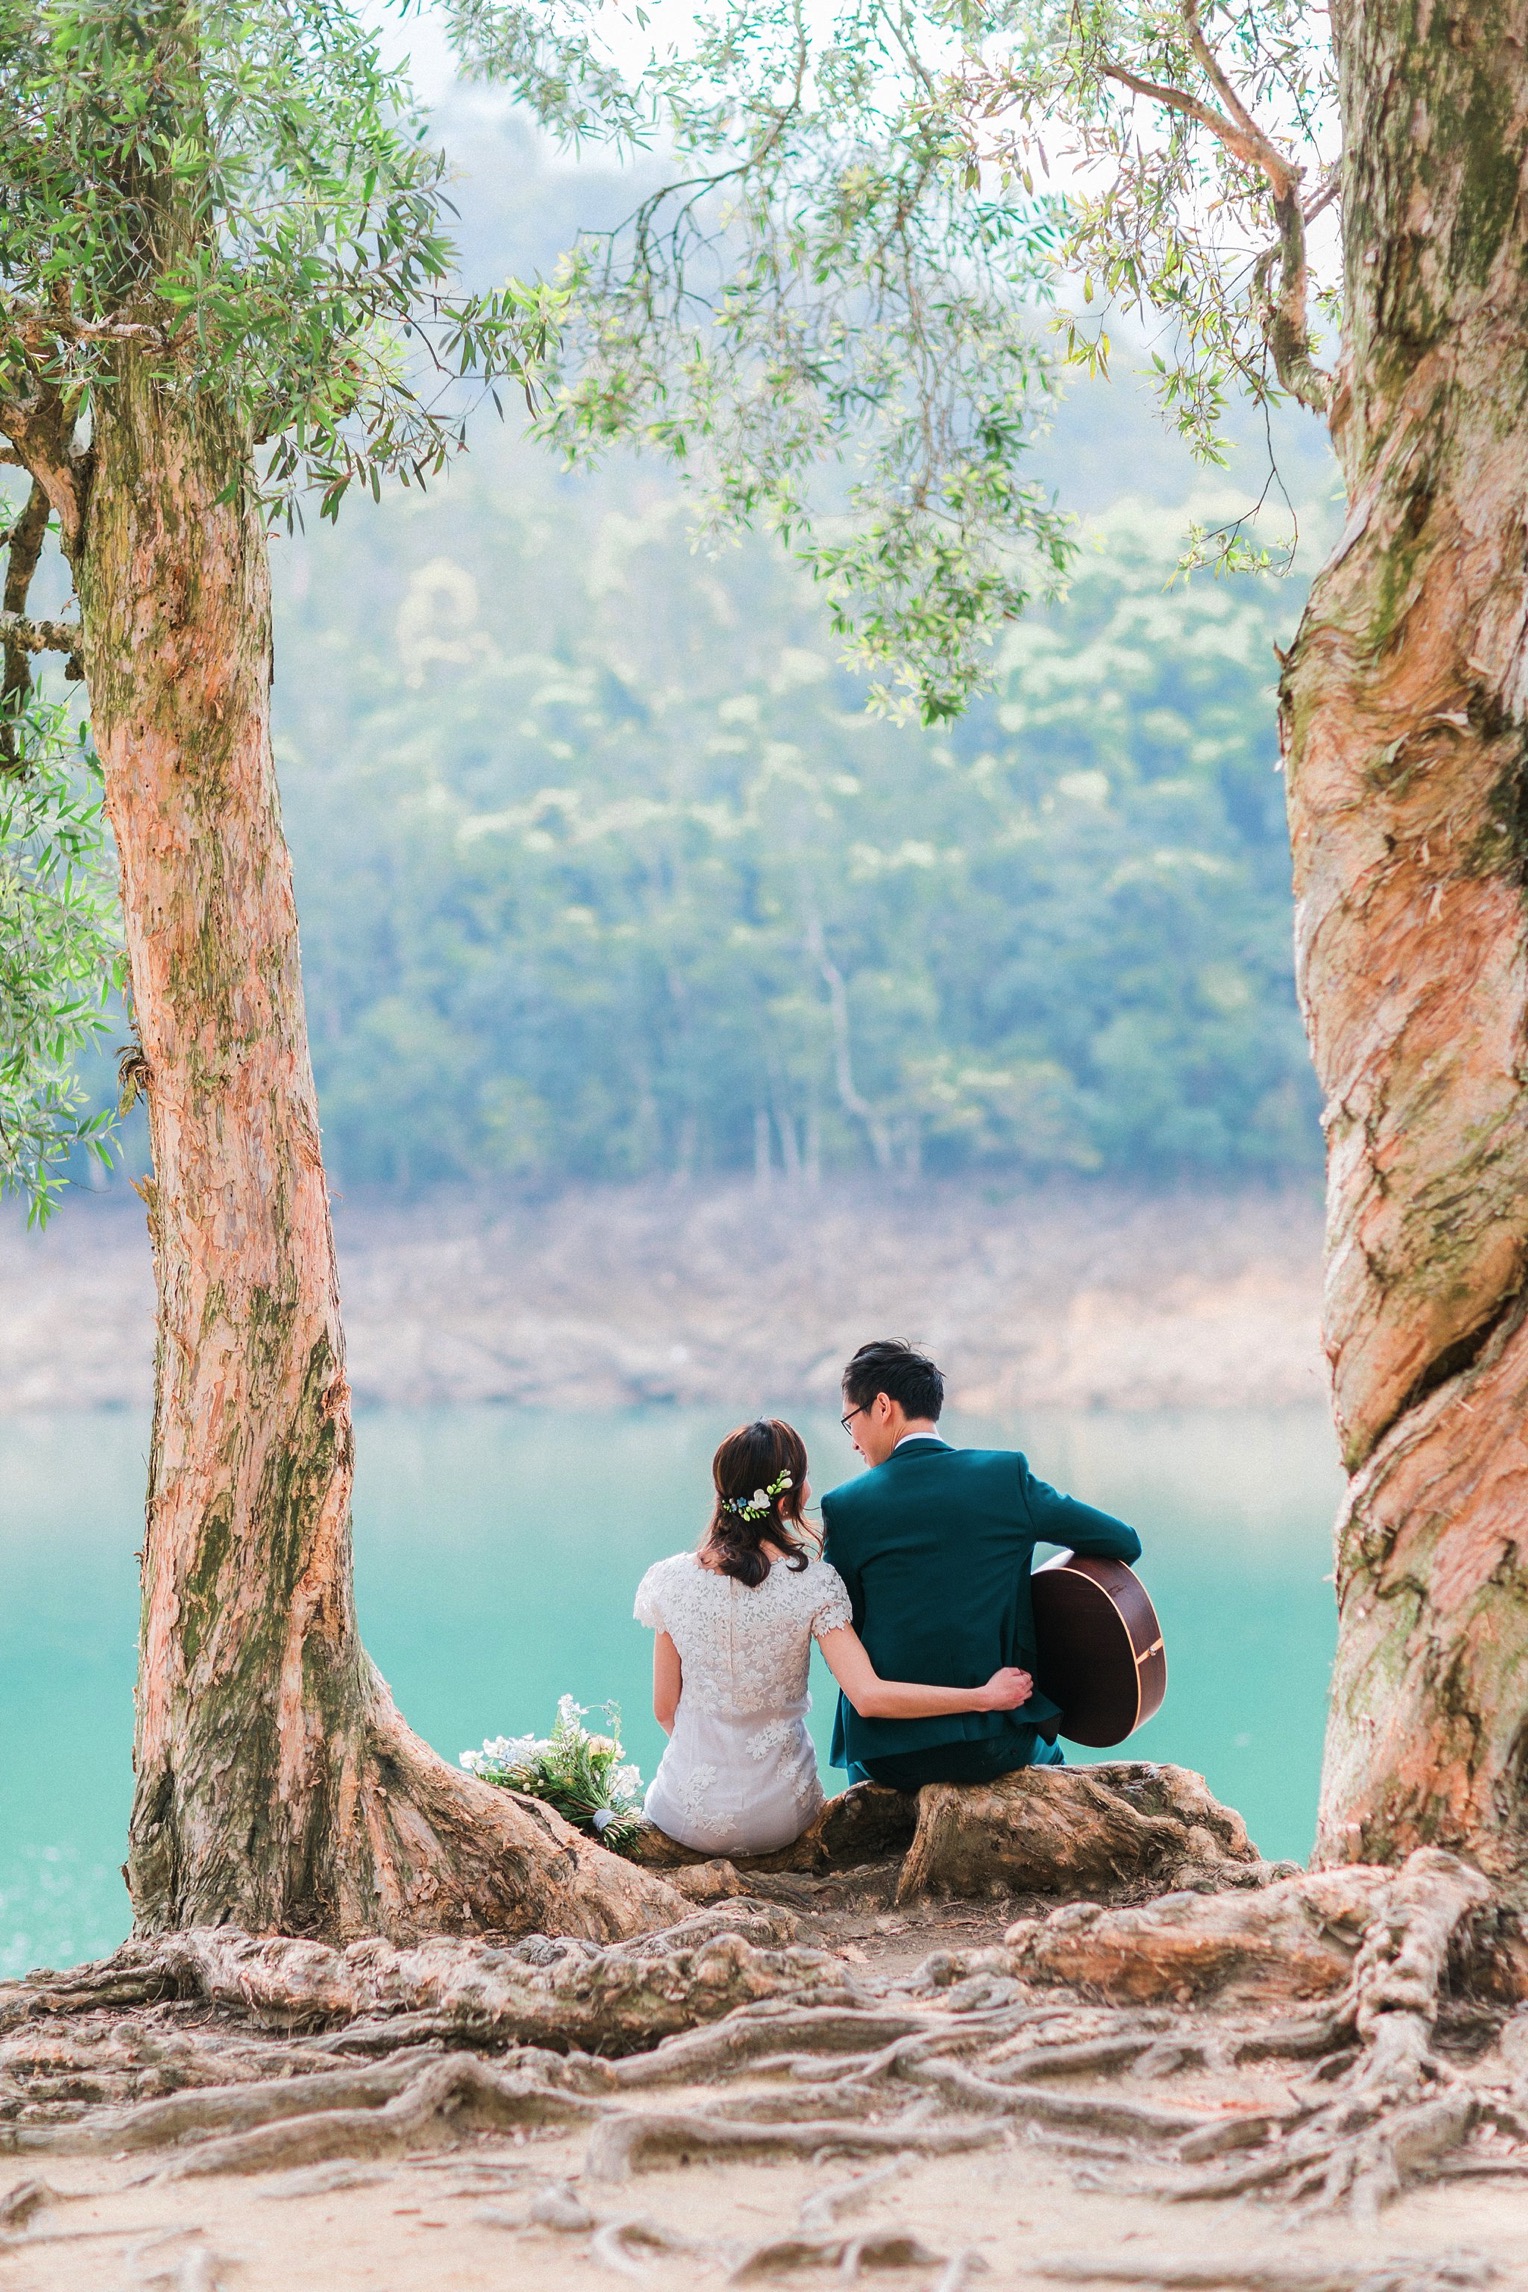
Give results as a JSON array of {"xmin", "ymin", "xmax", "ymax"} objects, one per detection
[{"xmin": 76, "ymin": 95, "xmax": 1340, "ymax": 1209}]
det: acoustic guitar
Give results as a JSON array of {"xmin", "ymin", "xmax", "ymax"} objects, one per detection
[{"xmin": 1029, "ymin": 1551, "xmax": 1167, "ymax": 1748}]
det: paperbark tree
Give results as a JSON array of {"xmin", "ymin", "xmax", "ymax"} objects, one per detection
[
  {"xmin": 454, "ymin": 0, "xmax": 1528, "ymax": 1881},
  {"xmin": 1285, "ymin": 1, "xmax": 1528, "ymax": 1882},
  {"xmin": 0, "ymin": 0, "xmax": 677, "ymax": 1942}
]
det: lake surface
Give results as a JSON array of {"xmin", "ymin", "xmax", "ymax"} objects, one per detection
[{"xmin": 0, "ymin": 1404, "xmax": 1342, "ymax": 1978}]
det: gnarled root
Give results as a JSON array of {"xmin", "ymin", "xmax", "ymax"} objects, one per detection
[
  {"xmin": 726, "ymin": 2229, "xmax": 948, "ymax": 2281},
  {"xmin": 609, "ymin": 2006, "xmax": 935, "ymax": 2088},
  {"xmin": 1149, "ymin": 1851, "xmax": 1507, "ymax": 2216},
  {"xmin": 0, "ymin": 1845, "xmax": 1516, "ymax": 2229},
  {"xmin": 160, "ymin": 2054, "xmax": 604, "ymax": 2179},
  {"xmin": 585, "ymin": 2108, "xmax": 1005, "ymax": 2181},
  {"xmin": 899, "ymin": 1764, "xmax": 1283, "ymax": 1906},
  {"xmin": 1000, "ymin": 1866, "xmax": 1379, "ymax": 2007},
  {"xmin": 0, "ymin": 1908, "xmax": 838, "ymax": 2064},
  {"xmin": 1036, "ymin": 2255, "xmax": 1497, "ymax": 2290}
]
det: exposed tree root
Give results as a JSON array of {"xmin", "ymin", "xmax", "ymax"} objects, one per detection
[
  {"xmin": 999, "ymin": 1867, "xmax": 1376, "ymax": 2006},
  {"xmin": 585, "ymin": 2107, "xmax": 1006, "ymax": 2180},
  {"xmin": 0, "ymin": 2176, "xmax": 63, "ymax": 2228},
  {"xmin": 608, "ymin": 2006, "xmax": 934, "ymax": 2088},
  {"xmin": 725, "ymin": 2228, "xmax": 949, "ymax": 2280},
  {"xmin": 160, "ymin": 2054, "xmax": 604, "ymax": 2178},
  {"xmin": 796, "ymin": 2156, "xmax": 908, "ymax": 2232},
  {"xmin": 1036, "ymin": 2255, "xmax": 1497, "ymax": 2291},
  {"xmin": 0, "ymin": 1909, "xmax": 836, "ymax": 2059},
  {"xmin": 9, "ymin": 2053, "xmax": 438, "ymax": 2157},
  {"xmin": 0, "ymin": 2020, "xmax": 350, "ymax": 2121},
  {"xmin": 0, "ymin": 1842, "xmax": 1518, "ymax": 2251},
  {"xmin": 588, "ymin": 2212, "xmax": 710, "ymax": 2274},
  {"xmin": 1144, "ymin": 1853, "xmax": 1515, "ymax": 2218},
  {"xmin": 897, "ymin": 2056, "xmax": 1229, "ymax": 2142}
]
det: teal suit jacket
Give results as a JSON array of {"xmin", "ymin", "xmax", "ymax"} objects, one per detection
[{"xmin": 820, "ymin": 1437, "xmax": 1142, "ymax": 1774}]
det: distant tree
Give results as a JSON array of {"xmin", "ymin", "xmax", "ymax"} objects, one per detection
[
  {"xmin": 451, "ymin": 0, "xmax": 1528, "ymax": 1883},
  {"xmin": 275, "ymin": 463, "xmax": 1315, "ymax": 1193},
  {"xmin": 0, "ymin": 0, "xmax": 670, "ymax": 1942}
]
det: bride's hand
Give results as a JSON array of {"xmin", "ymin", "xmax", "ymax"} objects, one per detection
[{"xmin": 977, "ymin": 1666, "xmax": 1033, "ymax": 1710}]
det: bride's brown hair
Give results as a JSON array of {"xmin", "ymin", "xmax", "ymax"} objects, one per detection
[{"xmin": 704, "ymin": 1419, "xmax": 812, "ymax": 1589}]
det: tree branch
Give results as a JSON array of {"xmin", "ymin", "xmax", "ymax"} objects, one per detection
[
  {"xmin": 1, "ymin": 478, "xmax": 52, "ymax": 766},
  {"xmin": 1182, "ymin": 0, "xmax": 1276, "ymax": 167},
  {"xmin": 1098, "ymin": 62, "xmax": 1279, "ymax": 184},
  {"xmin": 0, "ymin": 611, "xmax": 83, "ymax": 663},
  {"xmin": 1253, "ymin": 192, "xmax": 1331, "ymax": 416},
  {"xmin": 1100, "ymin": 2, "xmax": 1331, "ymax": 417},
  {"xmin": 0, "ymin": 406, "xmax": 88, "ymax": 557},
  {"xmin": 1, "ymin": 297, "xmax": 167, "ymax": 348}
]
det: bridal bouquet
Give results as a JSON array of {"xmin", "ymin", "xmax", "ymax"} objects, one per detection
[{"xmin": 460, "ymin": 1696, "xmax": 646, "ymax": 1852}]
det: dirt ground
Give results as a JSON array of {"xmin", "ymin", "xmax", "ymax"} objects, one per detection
[
  {"xmin": 11, "ymin": 2117, "xmax": 1522, "ymax": 2292},
  {"xmin": 3, "ymin": 1906, "xmax": 1522, "ymax": 2292}
]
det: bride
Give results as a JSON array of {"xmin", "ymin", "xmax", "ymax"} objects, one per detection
[{"xmin": 634, "ymin": 1417, "xmax": 1031, "ymax": 1856}]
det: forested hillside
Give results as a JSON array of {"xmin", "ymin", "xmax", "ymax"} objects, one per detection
[{"xmin": 260, "ymin": 106, "xmax": 1333, "ymax": 1197}]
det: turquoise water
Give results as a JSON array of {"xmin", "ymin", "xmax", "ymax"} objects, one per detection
[{"xmin": 0, "ymin": 1405, "xmax": 1341, "ymax": 1976}]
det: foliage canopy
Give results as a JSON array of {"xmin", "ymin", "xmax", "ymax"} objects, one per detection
[
  {"xmin": 446, "ymin": 0, "xmax": 1339, "ymax": 718},
  {"xmin": 0, "ymin": 0, "xmax": 559, "ymax": 518},
  {"xmin": 0, "ymin": 0, "xmax": 562, "ymax": 1218}
]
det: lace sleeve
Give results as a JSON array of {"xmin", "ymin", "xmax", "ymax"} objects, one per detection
[
  {"xmin": 810, "ymin": 1562, "xmax": 854, "ymax": 1640},
  {"xmin": 633, "ymin": 1561, "xmax": 667, "ymax": 1632}
]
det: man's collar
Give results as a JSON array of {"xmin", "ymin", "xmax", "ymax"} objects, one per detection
[{"xmin": 892, "ymin": 1431, "xmax": 950, "ymax": 1452}]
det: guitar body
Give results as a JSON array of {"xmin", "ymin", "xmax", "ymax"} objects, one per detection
[{"xmin": 1030, "ymin": 1553, "xmax": 1167, "ymax": 1748}]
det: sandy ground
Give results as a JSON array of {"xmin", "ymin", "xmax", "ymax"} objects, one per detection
[
  {"xmin": 0, "ymin": 1176, "xmax": 1326, "ymax": 1415},
  {"xmin": 11, "ymin": 2123, "xmax": 1523, "ymax": 2292}
]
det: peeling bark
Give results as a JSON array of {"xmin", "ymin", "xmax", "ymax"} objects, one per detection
[
  {"xmin": 1284, "ymin": 3, "xmax": 1528, "ymax": 1879},
  {"xmin": 71, "ymin": 362, "xmax": 680, "ymax": 1945}
]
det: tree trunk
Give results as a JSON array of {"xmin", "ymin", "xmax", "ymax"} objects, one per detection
[
  {"xmin": 1286, "ymin": 2, "xmax": 1528, "ymax": 1881},
  {"xmin": 77, "ymin": 362, "xmax": 679, "ymax": 1942}
]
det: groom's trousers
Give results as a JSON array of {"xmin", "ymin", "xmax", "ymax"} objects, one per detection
[{"xmin": 844, "ymin": 1730, "xmax": 1065, "ymax": 1792}]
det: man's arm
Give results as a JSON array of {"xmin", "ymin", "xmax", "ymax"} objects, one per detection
[{"xmin": 1018, "ymin": 1463, "xmax": 1142, "ymax": 1563}]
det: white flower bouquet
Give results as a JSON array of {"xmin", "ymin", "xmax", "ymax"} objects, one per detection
[{"xmin": 461, "ymin": 1696, "xmax": 645, "ymax": 1853}]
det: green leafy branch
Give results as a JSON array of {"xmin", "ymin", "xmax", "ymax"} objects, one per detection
[{"xmin": 0, "ymin": 703, "xmax": 123, "ymax": 1225}]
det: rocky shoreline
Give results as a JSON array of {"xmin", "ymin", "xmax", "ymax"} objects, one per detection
[{"xmin": 0, "ymin": 1176, "xmax": 1325, "ymax": 1415}]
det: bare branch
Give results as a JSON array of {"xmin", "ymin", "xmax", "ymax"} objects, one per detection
[
  {"xmin": 1, "ymin": 479, "xmax": 52, "ymax": 763},
  {"xmin": 1181, "ymin": 0, "xmax": 1279, "ymax": 171},
  {"xmin": 1304, "ymin": 168, "xmax": 1341, "ymax": 226},
  {"xmin": 2, "ymin": 308, "xmax": 166, "ymax": 348},
  {"xmin": 0, "ymin": 611, "xmax": 83, "ymax": 662},
  {"xmin": 1097, "ymin": 62, "xmax": 1278, "ymax": 183},
  {"xmin": 0, "ymin": 388, "xmax": 89, "ymax": 555}
]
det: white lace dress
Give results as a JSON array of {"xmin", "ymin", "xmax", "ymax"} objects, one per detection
[{"xmin": 633, "ymin": 1551, "xmax": 854, "ymax": 1856}]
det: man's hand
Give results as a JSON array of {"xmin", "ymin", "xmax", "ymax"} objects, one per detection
[{"xmin": 977, "ymin": 1666, "xmax": 1033, "ymax": 1711}]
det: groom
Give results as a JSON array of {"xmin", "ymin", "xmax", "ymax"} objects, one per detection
[{"xmin": 820, "ymin": 1339, "xmax": 1143, "ymax": 1790}]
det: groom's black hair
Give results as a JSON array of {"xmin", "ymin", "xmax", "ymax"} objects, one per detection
[{"xmin": 842, "ymin": 1339, "xmax": 944, "ymax": 1423}]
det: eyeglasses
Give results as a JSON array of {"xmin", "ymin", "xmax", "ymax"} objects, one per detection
[{"xmin": 840, "ymin": 1406, "xmax": 865, "ymax": 1434}]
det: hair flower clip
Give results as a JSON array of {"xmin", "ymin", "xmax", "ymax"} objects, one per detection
[{"xmin": 723, "ymin": 1469, "xmax": 794, "ymax": 1519}]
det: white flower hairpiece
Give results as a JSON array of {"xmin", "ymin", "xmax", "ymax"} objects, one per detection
[{"xmin": 722, "ymin": 1468, "xmax": 794, "ymax": 1519}]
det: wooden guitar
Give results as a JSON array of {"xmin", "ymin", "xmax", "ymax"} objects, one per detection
[{"xmin": 1029, "ymin": 1552, "xmax": 1167, "ymax": 1748}]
